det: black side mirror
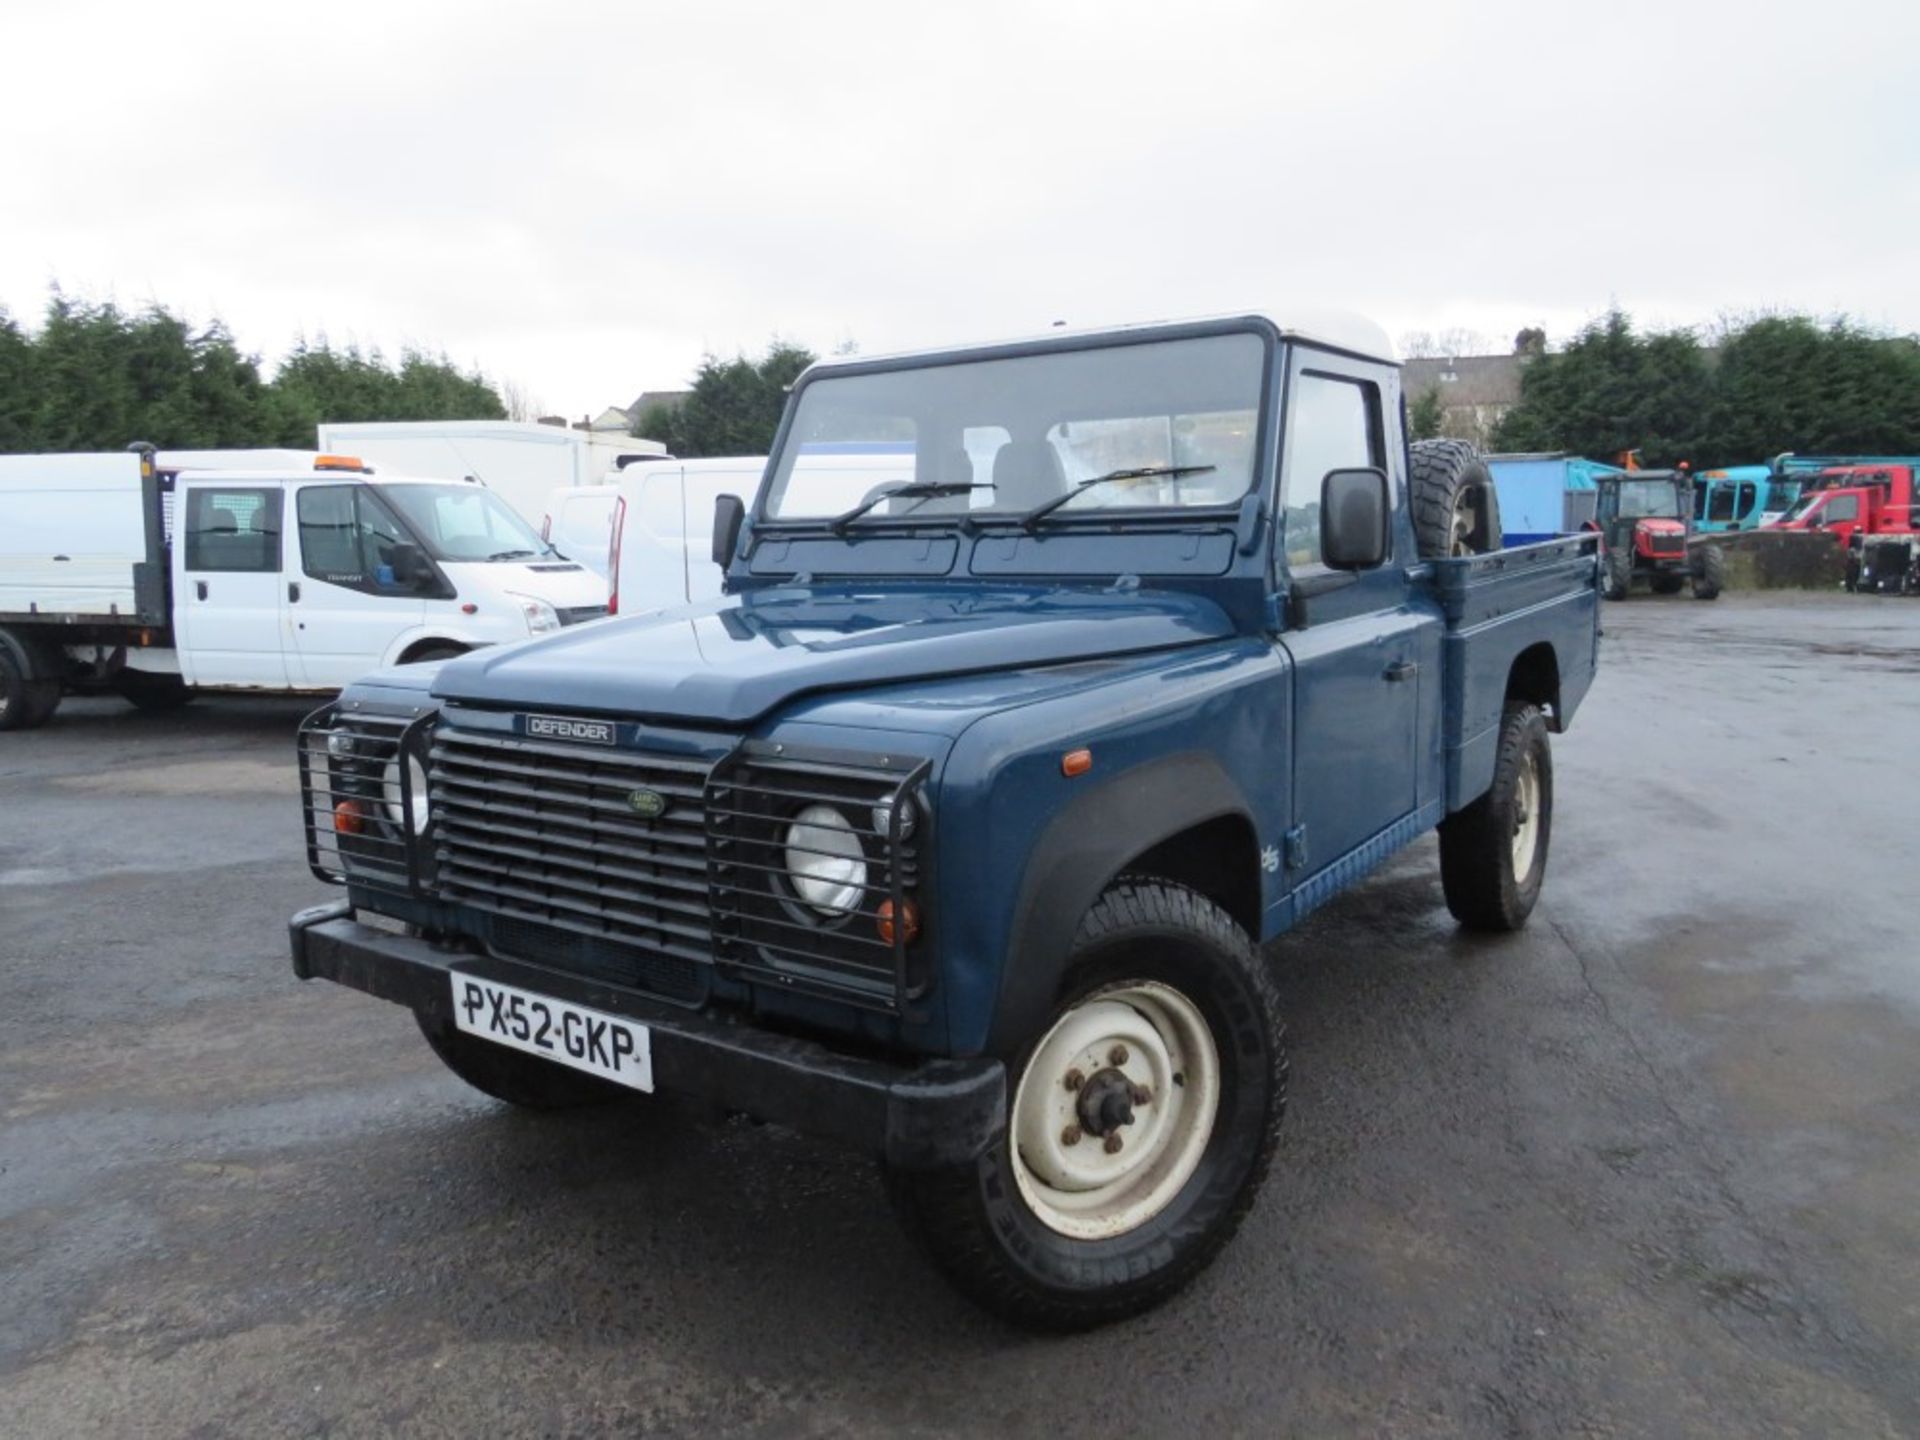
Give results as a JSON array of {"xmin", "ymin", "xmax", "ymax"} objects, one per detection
[
  {"xmin": 389, "ymin": 542, "xmax": 432, "ymax": 590},
  {"xmin": 711, "ymin": 494, "xmax": 746, "ymax": 567},
  {"xmin": 1320, "ymin": 467, "xmax": 1390, "ymax": 570}
]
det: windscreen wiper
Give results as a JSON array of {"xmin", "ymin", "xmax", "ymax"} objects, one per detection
[
  {"xmin": 487, "ymin": 548, "xmax": 540, "ymax": 561},
  {"xmin": 1019, "ymin": 465, "xmax": 1218, "ymax": 530},
  {"xmin": 828, "ymin": 481, "xmax": 993, "ymax": 533}
]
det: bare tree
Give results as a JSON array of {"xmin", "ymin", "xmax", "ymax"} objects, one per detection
[
  {"xmin": 498, "ymin": 376, "xmax": 543, "ymax": 423},
  {"xmin": 1400, "ymin": 327, "xmax": 1495, "ymax": 359}
]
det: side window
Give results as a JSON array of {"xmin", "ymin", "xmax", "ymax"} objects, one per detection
[
  {"xmin": 184, "ymin": 488, "xmax": 283, "ymax": 573},
  {"xmin": 1281, "ymin": 373, "xmax": 1383, "ymax": 571},
  {"xmin": 298, "ymin": 486, "xmax": 416, "ymax": 593},
  {"xmin": 1708, "ymin": 485, "xmax": 1737, "ymax": 522},
  {"xmin": 1824, "ymin": 494, "xmax": 1860, "ymax": 523}
]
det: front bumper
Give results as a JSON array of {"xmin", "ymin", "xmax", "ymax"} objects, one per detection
[{"xmin": 289, "ymin": 900, "xmax": 1004, "ymax": 1169}]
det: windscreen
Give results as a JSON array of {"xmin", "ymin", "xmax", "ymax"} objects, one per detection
[
  {"xmin": 1613, "ymin": 479, "xmax": 1684, "ymax": 519},
  {"xmin": 379, "ymin": 484, "xmax": 549, "ymax": 562},
  {"xmin": 760, "ymin": 333, "xmax": 1266, "ymax": 523}
]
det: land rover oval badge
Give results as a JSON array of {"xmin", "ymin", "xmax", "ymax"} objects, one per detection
[{"xmin": 626, "ymin": 787, "xmax": 668, "ymax": 820}]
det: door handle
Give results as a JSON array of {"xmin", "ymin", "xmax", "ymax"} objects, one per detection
[
  {"xmin": 288, "ymin": 582, "xmax": 301, "ymax": 603},
  {"xmin": 1384, "ymin": 660, "xmax": 1418, "ymax": 683},
  {"xmin": 196, "ymin": 580, "xmax": 209, "ymax": 601}
]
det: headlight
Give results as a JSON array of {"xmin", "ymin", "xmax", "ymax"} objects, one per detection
[
  {"xmin": 381, "ymin": 753, "xmax": 431, "ymax": 831},
  {"xmin": 509, "ymin": 593, "xmax": 562, "ymax": 635},
  {"xmin": 783, "ymin": 803, "xmax": 868, "ymax": 917}
]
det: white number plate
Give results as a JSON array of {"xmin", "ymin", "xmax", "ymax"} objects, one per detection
[{"xmin": 450, "ymin": 975, "xmax": 653, "ymax": 1092}]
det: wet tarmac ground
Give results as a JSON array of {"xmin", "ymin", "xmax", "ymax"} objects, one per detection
[{"xmin": 3, "ymin": 593, "xmax": 1917, "ymax": 1437}]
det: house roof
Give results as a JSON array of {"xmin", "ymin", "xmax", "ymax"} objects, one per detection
[{"xmin": 1400, "ymin": 353, "xmax": 1527, "ymax": 405}]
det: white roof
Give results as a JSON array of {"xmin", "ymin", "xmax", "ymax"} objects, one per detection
[{"xmin": 805, "ymin": 308, "xmax": 1397, "ymax": 379}]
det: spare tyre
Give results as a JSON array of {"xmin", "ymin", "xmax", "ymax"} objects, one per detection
[{"xmin": 1410, "ymin": 439, "xmax": 1502, "ymax": 560}]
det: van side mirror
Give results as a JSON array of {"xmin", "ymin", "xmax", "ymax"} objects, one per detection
[
  {"xmin": 1320, "ymin": 467, "xmax": 1390, "ymax": 569},
  {"xmin": 389, "ymin": 542, "xmax": 432, "ymax": 590},
  {"xmin": 711, "ymin": 493, "xmax": 746, "ymax": 567}
]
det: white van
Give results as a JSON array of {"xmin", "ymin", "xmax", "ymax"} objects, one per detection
[
  {"xmin": 542, "ymin": 484, "xmax": 620, "ymax": 580},
  {"xmin": 0, "ymin": 448, "xmax": 608, "ymax": 729},
  {"xmin": 592, "ymin": 458, "xmax": 767, "ymax": 616}
]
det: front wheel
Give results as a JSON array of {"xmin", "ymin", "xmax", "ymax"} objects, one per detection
[
  {"xmin": 887, "ymin": 880, "xmax": 1286, "ymax": 1331},
  {"xmin": 1602, "ymin": 547, "xmax": 1633, "ymax": 601},
  {"xmin": 1438, "ymin": 702, "xmax": 1552, "ymax": 932}
]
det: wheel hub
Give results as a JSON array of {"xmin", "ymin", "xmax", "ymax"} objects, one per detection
[
  {"xmin": 1075, "ymin": 1066, "xmax": 1137, "ymax": 1137},
  {"xmin": 1008, "ymin": 980, "xmax": 1222, "ymax": 1240}
]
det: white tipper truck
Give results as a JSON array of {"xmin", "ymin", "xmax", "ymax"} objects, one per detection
[{"xmin": 0, "ymin": 446, "xmax": 609, "ymax": 730}]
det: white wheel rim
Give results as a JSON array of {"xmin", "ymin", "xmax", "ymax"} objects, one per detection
[
  {"xmin": 1008, "ymin": 979, "xmax": 1221, "ymax": 1240},
  {"xmin": 1511, "ymin": 749, "xmax": 1541, "ymax": 878}
]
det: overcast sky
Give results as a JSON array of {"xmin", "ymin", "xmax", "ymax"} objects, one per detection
[{"xmin": 3, "ymin": 0, "xmax": 1915, "ymax": 419}]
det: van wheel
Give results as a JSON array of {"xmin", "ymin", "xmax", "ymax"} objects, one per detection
[
  {"xmin": 401, "ymin": 643, "xmax": 467, "ymax": 665},
  {"xmin": 115, "ymin": 671, "xmax": 195, "ymax": 712},
  {"xmin": 887, "ymin": 880, "xmax": 1286, "ymax": 1331},
  {"xmin": 1693, "ymin": 545, "xmax": 1725, "ymax": 600},
  {"xmin": 1409, "ymin": 439, "xmax": 1502, "ymax": 560},
  {"xmin": 0, "ymin": 650, "xmax": 59, "ymax": 732},
  {"xmin": 415, "ymin": 1009, "xmax": 624, "ymax": 1110},
  {"xmin": 1439, "ymin": 703, "xmax": 1552, "ymax": 932}
]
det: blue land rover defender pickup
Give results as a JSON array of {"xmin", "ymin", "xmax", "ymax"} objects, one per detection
[{"xmin": 289, "ymin": 312, "xmax": 1600, "ymax": 1329}]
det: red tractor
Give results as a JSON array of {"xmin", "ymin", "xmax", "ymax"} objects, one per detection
[{"xmin": 1590, "ymin": 469, "xmax": 1724, "ymax": 601}]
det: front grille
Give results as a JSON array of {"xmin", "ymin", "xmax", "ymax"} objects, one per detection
[
  {"xmin": 558, "ymin": 605, "xmax": 609, "ymax": 626},
  {"xmin": 429, "ymin": 728, "xmax": 715, "ymax": 969},
  {"xmin": 1646, "ymin": 532, "xmax": 1685, "ymax": 555}
]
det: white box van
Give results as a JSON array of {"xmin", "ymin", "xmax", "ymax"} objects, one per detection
[
  {"xmin": 316, "ymin": 421, "xmax": 667, "ymax": 532},
  {"xmin": 0, "ymin": 447, "xmax": 608, "ymax": 729}
]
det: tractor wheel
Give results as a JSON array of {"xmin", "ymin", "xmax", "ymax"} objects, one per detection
[
  {"xmin": 1409, "ymin": 440, "xmax": 1502, "ymax": 560},
  {"xmin": 1602, "ymin": 546, "xmax": 1633, "ymax": 601},
  {"xmin": 1693, "ymin": 545, "xmax": 1725, "ymax": 600}
]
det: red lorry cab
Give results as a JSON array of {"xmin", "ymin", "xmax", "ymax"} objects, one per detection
[{"xmin": 1768, "ymin": 465, "xmax": 1918, "ymax": 548}]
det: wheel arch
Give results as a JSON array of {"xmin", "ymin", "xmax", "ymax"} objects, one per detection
[
  {"xmin": 390, "ymin": 633, "xmax": 473, "ymax": 667},
  {"xmin": 1506, "ymin": 642, "xmax": 1563, "ymax": 732},
  {"xmin": 986, "ymin": 752, "xmax": 1261, "ymax": 1054}
]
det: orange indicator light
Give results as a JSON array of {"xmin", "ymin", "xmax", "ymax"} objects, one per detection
[{"xmin": 1061, "ymin": 748, "xmax": 1093, "ymax": 777}]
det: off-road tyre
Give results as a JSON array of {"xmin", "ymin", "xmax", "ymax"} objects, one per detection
[
  {"xmin": 1438, "ymin": 702, "xmax": 1552, "ymax": 932},
  {"xmin": 1602, "ymin": 545, "xmax": 1633, "ymax": 600},
  {"xmin": 886, "ymin": 879, "xmax": 1286, "ymax": 1331},
  {"xmin": 1649, "ymin": 574, "xmax": 1686, "ymax": 595},
  {"xmin": 415, "ymin": 1009, "xmax": 626, "ymax": 1110},
  {"xmin": 1409, "ymin": 439, "xmax": 1502, "ymax": 560},
  {"xmin": 1692, "ymin": 544, "xmax": 1725, "ymax": 600},
  {"xmin": 115, "ymin": 670, "xmax": 195, "ymax": 712},
  {"xmin": 0, "ymin": 648, "xmax": 59, "ymax": 732}
]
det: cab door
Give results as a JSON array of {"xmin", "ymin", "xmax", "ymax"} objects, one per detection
[
  {"xmin": 1274, "ymin": 362, "xmax": 1437, "ymax": 881},
  {"xmin": 174, "ymin": 484, "xmax": 291, "ymax": 687},
  {"xmin": 288, "ymin": 484, "xmax": 426, "ymax": 687}
]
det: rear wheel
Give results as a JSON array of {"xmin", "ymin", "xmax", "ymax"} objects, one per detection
[
  {"xmin": 1692, "ymin": 545, "xmax": 1725, "ymax": 600},
  {"xmin": 0, "ymin": 649, "xmax": 59, "ymax": 732},
  {"xmin": 1603, "ymin": 546, "xmax": 1633, "ymax": 600},
  {"xmin": 1409, "ymin": 439, "xmax": 1502, "ymax": 560},
  {"xmin": 887, "ymin": 880, "xmax": 1286, "ymax": 1331},
  {"xmin": 1439, "ymin": 703, "xmax": 1552, "ymax": 932},
  {"xmin": 415, "ymin": 1009, "xmax": 625, "ymax": 1110}
]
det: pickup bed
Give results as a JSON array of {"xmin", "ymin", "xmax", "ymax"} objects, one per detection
[{"xmin": 288, "ymin": 311, "xmax": 1600, "ymax": 1330}]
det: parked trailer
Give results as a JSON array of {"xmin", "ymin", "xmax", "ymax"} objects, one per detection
[{"xmin": 1484, "ymin": 453, "xmax": 1621, "ymax": 545}]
